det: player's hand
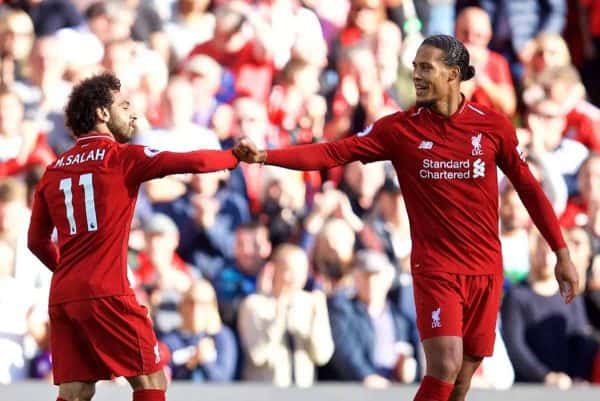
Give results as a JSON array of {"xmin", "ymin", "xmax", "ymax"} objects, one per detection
[
  {"xmin": 196, "ymin": 337, "xmax": 217, "ymax": 364},
  {"xmin": 233, "ymin": 137, "xmax": 266, "ymax": 164},
  {"xmin": 544, "ymin": 371, "xmax": 572, "ymax": 389},
  {"xmin": 363, "ymin": 374, "xmax": 390, "ymax": 389},
  {"xmin": 554, "ymin": 248, "xmax": 579, "ymax": 304}
]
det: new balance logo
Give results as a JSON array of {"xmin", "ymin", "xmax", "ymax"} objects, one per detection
[
  {"xmin": 473, "ymin": 158, "xmax": 485, "ymax": 178},
  {"xmin": 432, "ymin": 308, "xmax": 441, "ymax": 328},
  {"xmin": 419, "ymin": 141, "xmax": 433, "ymax": 150}
]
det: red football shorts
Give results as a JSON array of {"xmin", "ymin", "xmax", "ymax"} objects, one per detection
[
  {"xmin": 412, "ymin": 272, "xmax": 502, "ymax": 357},
  {"xmin": 49, "ymin": 295, "xmax": 164, "ymax": 384}
]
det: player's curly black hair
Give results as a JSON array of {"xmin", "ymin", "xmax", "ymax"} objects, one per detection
[
  {"xmin": 422, "ymin": 35, "xmax": 476, "ymax": 81},
  {"xmin": 65, "ymin": 72, "xmax": 121, "ymax": 137}
]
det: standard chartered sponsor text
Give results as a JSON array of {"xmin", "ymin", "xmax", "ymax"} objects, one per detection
[{"xmin": 420, "ymin": 159, "xmax": 472, "ymax": 180}]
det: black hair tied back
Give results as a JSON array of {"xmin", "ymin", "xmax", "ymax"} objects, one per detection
[
  {"xmin": 422, "ymin": 34, "xmax": 476, "ymax": 81},
  {"xmin": 463, "ymin": 65, "xmax": 476, "ymax": 81}
]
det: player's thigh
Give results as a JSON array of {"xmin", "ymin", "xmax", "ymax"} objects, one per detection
[
  {"xmin": 58, "ymin": 381, "xmax": 96, "ymax": 401},
  {"xmin": 412, "ymin": 271, "xmax": 463, "ymax": 340},
  {"xmin": 49, "ymin": 304, "xmax": 111, "ymax": 384},
  {"xmin": 462, "ymin": 274, "xmax": 502, "ymax": 357},
  {"xmin": 71, "ymin": 296, "xmax": 165, "ymax": 378}
]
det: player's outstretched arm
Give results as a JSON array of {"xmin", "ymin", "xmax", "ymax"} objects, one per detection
[
  {"xmin": 28, "ymin": 188, "xmax": 59, "ymax": 271},
  {"xmin": 124, "ymin": 146, "xmax": 239, "ymax": 186},
  {"xmin": 233, "ymin": 119, "xmax": 392, "ymax": 171}
]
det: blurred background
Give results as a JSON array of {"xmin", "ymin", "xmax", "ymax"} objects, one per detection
[{"xmin": 0, "ymin": 0, "xmax": 599, "ymax": 392}]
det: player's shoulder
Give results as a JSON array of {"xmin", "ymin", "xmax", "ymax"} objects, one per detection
[
  {"xmin": 464, "ymin": 102, "xmax": 514, "ymax": 132},
  {"xmin": 119, "ymin": 143, "xmax": 163, "ymax": 158}
]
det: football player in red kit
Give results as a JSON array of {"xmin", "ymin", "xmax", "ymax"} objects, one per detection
[
  {"xmin": 27, "ymin": 73, "xmax": 239, "ymax": 401},
  {"xmin": 233, "ymin": 35, "xmax": 579, "ymax": 401}
]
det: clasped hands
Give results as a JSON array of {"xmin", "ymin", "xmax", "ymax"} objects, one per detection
[{"xmin": 233, "ymin": 137, "xmax": 266, "ymax": 164}]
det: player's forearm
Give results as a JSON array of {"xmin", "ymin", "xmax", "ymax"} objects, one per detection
[
  {"xmin": 515, "ymin": 176, "xmax": 566, "ymax": 251},
  {"xmin": 27, "ymin": 238, "xmax": 59, "ymax": 272},
  {"xmin": 265, "ymin": 142, "xmax": 352, "ymax": 171},
  {"xmin": 159, "ymin": 149, "xmax": 239, "ymax": 175}
]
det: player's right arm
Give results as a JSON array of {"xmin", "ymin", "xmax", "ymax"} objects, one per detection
[
  {"xmin": 240, "ymin": 116, "xmax": 394, "ymax": 170},
  {"xmin": 27, "ymin": 184, "xmax": 59, "ymax": 272},
  {"xmin": 122, "ymin": 145, "xmax": 239, "ymax": 187}
]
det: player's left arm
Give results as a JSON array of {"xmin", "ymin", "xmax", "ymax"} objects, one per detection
[
  {"xmin": 496, "ymin": 118, "xmax": 578, "ymax": 303},
  {"xmin": 27, "ymin": 185, "xmax": 59, "ymax": 272},
  {"xmin": 122, "ymin": 145, "xmax": 239, "ymax": 188}
]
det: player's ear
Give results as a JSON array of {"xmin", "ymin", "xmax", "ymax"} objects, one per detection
[
  {"xmin": 448, "ymin": 65, "xmax": 460, "ymax": 83},
  {"xmin": 95, "ymin": 106, "xmax": 110, "ymax": 124}
]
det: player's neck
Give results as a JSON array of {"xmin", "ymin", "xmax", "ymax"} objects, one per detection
[
  {"xmin": 92, "ymin": 124, "xmax": 116, "ymax": 140},
  {"xmin": 431, "ymin": 92, "xmax": 463, "ymax": 118}
]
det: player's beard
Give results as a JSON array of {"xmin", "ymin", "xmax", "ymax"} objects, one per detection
[
  {"xmin": 415, "ymin": 98, "xmax": 437, "ymax": 108},
  {"xmin": 107, "ymin": 118, "xmax": 133, "ymax": 143}
]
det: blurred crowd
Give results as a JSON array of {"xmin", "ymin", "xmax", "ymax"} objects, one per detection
[{"xmin": 1, "ymin": 0, "xmax": 599, "ymax": 390}]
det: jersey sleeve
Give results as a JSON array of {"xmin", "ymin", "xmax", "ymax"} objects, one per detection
[
  {"xmin": 27, "ymin": 184, "xmax": 59, "ymax": 271},
  {"xmin": 265, "ymin": 116, "xmax": 393, "ymax": 170},
  {"xmin": 496, "ymin": 117, "xmax": 566, "ymax": 251},
  {"xmin": 122, "ymin": 145, "xmax": 239, "ymax": 188}
]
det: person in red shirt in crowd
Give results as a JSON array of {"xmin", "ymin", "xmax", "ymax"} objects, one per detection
[
  {"xmin": 134, "ymin": 213, "xmax": 193, "ymax": 295},
  {"xmin": 234, "ymin": 35, "xmax": 579, "ymax": 401},
  {"xmin": 454, "ymin": 7, "xmax": 516, "ymax": 117},
  {"xmin": 0, "ymin": 87, "xmax": 55, "ymax": 177},
  {"xmin": 183, "ymin": 2, "xmax": 274, "ymax": 102},
  {"xmin": 27, "ymin": 73, "xmax": 239, "ymax": 401},
  {"xmin": 524, "ymin": 65, "xmax": 600, "ymax": 152},
  {"xmin": 561, "ymin": 153, "xmax": 600, "ymax": 229}
]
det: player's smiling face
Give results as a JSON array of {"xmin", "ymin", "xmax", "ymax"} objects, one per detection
[
  {"xmin": 107, "ymin": 90, "xmax": 137, "ymax": 143},
  {"xmin": 412, "ymin": 45, "xmax": 455, "ymax": 107}
]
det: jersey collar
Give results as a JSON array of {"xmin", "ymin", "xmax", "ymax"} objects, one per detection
[
  {"xmin": 77, "ymin": 132, "xmax": 116, "ymax": 142},
  {"xmin": 425, "ymin": 94, "xmax": 468, "ymax": 122}
]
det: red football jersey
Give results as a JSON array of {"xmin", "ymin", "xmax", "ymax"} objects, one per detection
[
  {"xmin": 28, "ymin": 132, "xmax": 238, "ymax": 305},
  {"xmin": 266, "ymin": 100, "xmax": 566, "ymax": 275}
]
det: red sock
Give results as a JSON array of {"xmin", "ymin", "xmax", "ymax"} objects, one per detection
[
  {"xmin": 57, "ymin": 398, "xmax": 67, "ymax": 401},
  {"xmin": 591, "ymin": 350, "xmax": 600, "ymax": 384},
  {"xmin": 133, "ymin": 389, "xmax": 165, "ymax": 401},
  {"xmin": 413, "ymin": 375, "xmax": 455, "ymax": 401}
]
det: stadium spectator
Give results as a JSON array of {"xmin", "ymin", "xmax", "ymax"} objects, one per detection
[
  {"xmin": 0, "ymin": 178, "xmax": 50, "ymax": 305},
  {"xmin": 238, "ymin": 244, "xmax": 334, "ymax": 387},
  {"xmin": 524, "ymin": 65, "xmax": 600, "ymax": 153},
  {"xmin": 0, "ymin": 88, "xmax": 55, "ymax": 177},
  {"xmin": 479, "ymin": 0, "xmax": 567, "ymax": 81},
  {"xmin": 523, "ymin": 98, "xmax": 589, "ymax": 193},
  {"xmin": 585, "ymin": 250, "xmax": 600, "ymax": 337},
  {"xmin": 161, "ymin": 280, "xmax": 238, "ymax": 382},
  {"xmin": 164, "ymin": 0, "xmax": 215, "ymax": 63},
  {"xmin": 501, "ymin": 230, "xmax": 600, "ymax": 387},
  {"xmin": 20, "ymin": 35, "xmax": 72, "ymax": 154},
  {"xmin": 0, "ymin": 9, "xmax": 34, "ymax": 85},
  {"xmin": 310, "ymin": 217, "xmax": 356, "ymax": 296},
  {"xmin": 258, "ymin": 0, "xmax": 327, "ymax": 70},
  {"xmin": 522, "ymin": 33, "xmax": 572, "ymax": 87},
  {"xmin": 0, "ymin": 238, "xmax": 35, "ymax": 384},
  {"xmin": 183, "ymin": 55, "xmax": 223, "ymax": 129},
  {"xmin": 359, "ymin": 177, "xmax": 412, "ymax": 271},
  {"xmin": 326, "ymin": 250, "xmax": 421, "ymax": 387},
  {"xmin": 499, "ymin": 185, "xmax": 532, "ymax": 284},
  {"xmin": 561, "ymin": 153, "xmax": 600, "ymax": 229},
  {"xmin": 9, "ymin": 0, "xmax": 84, "ymax": 37},
  {"xmin": 183, "ymin": 2, "xmax": 275, "ymax": 102},
  {"xmin": 135, "ymin": 213, "xmax": 194, "ymax": 334},
  {"xmin": 454, "ymin": 7, "xmax": 515, "ymax": 116},
  {"xmin": 213, "ymin": 221, "xmax": 272, "ymax": 327}
]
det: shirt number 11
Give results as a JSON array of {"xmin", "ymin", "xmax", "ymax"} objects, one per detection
[{"xmin": 59, "ymin": 173, "xmax": 98, "ymax": 235}]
